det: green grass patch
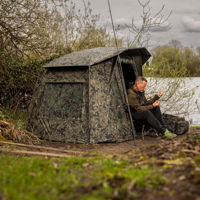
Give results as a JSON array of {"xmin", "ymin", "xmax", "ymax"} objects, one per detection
[
  {"xmin": 190, "ymin": 126, "xmax": 200, "ymax": 129},
  {"xmin": 0, "ymin": 108, "xmax": 27, "ymax": 128},
  {"xmin": 194, "ymin": 156, "xmax": 200, "ymax": 166},
  {"xmin": 0, "ymin": 154, "xmax": 164, "ymax": 200}
]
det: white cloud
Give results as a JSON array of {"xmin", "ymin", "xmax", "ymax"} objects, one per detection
[
  {"xmin": 89, "ymin": 0, "xmax": 200, "ymax": 47},
  {"xmin": 182, "ymin": 17, "xmax": 200, "ymax": 32}
]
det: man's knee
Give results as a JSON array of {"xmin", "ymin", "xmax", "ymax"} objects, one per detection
[
  {"xmin": 132, "ymin": 110, "xmax": 151, "ymax": 120},
  {"xmin": 143, "ymin": 110, "xmax": 152, "ymax": 115},
  {"xmin": 141, "ymin": 110, "xmax": 153, "ymax": 118},
  {"xmin": 153, "ymin": 106, "xmax": 161, "ymax": 112}
]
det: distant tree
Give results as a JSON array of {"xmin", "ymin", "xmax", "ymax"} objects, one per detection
[
  {"xmin": 183, "ymin": 48, "xmax": 200, "ymax": 77},
  {"xmin": 146, "ymin": 45, "xmax": 188, "ymax": 77},
  {"xmin": 0, "ymin": 0, "xmax": 118, "ymax": 108},
  {"xmin": 147, "ymin": 44, "xmax": 200, "ymax": 77},
  {"xmin": 143, "ymin": 44, "xmax": 196, "ymax": 117},
  {"xmin": 0, "ymin": 0, "xmax": 54, "ymax": 108},
  {"xmin": 0, "ymin": 0, "xmax": 52, "ymax": 57},
  {"xmin": 74, "ymin": 27, "xmax": 121, "ymax": 50}
]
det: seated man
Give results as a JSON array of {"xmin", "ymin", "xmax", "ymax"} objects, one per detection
[{"xmin": 127, "ymin": 76, "xmax": 176, "ymax": 138}]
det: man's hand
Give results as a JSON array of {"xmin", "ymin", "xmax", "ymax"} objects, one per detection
[
  {"xmin": 157, "ymin": 92, "xmax": 163, "ymax": 98},
  {"xmin": 153, "ymin": 100, "xmax": 159, "ymax": 107}
]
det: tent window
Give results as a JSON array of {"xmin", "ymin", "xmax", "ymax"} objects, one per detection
[{"xmin": 40, "ymin": 83, "xmax": 83, "ymax": 119}]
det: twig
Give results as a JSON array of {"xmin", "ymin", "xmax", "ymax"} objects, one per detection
[
  {"xmin": 182, "ymin": 149, "xmax": 200, "ymax": 155},
  {"xmin": 0, "ymin": 141, "xmax": 84, "ymax": 155},
  {"xmin": 195, "ymin": 99, "xmax": 200, "ymax": 113},
  {"xmin": 0, "ymin": 148, "xmax": 72, "ymax": 158}
]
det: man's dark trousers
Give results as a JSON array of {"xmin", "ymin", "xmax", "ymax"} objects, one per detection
[{"xmin": 131, "ymin": 106, "xmax": 166, "ymax": 134}]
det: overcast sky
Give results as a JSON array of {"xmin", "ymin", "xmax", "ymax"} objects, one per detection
[{"xmin": 79, "ymin": 0, "xmax": 200, "ymax": 49}]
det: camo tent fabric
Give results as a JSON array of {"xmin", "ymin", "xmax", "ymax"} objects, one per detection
[
  {"xmin": 26, "ymin": 47, "xmax": 151, "ymax": 143},
  {"xmin": 27, "ymin": 67, "xmax": 89, "ymax": 143},
  {"xmin": 89, "ymin": 59, "xmax": 133, "ymax": 143},
  {"xmin": 44, "ymin": 47, "xmax": 151, "ymax": 68}
]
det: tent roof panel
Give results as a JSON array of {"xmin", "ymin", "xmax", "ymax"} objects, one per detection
[{"xmin": 44, "ymin": 47, "xmax": 151, "ymax": 68}]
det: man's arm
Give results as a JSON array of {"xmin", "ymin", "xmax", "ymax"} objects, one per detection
[
  {"xmin": 144, "ymin": 92, "xmax": 163, "ymax": 105},
  {"xmin": 144, "ymin": 95, "xmax": 159, "ymax": 105},
  {"xmin": 128, "ymin": 94, "xmax": 154, "ymax": 111}
]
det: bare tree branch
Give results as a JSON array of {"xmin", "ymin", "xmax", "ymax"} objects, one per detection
[{"xmin": 126, "ymin": 0, "xmax": 172, "ymax": 48}]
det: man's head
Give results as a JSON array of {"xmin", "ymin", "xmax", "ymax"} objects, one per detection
[{"xmin": 133, "ymin": 76, "xmax": 147, "ymax": 92}]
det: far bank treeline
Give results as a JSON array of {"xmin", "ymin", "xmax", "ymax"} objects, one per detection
[
  {"xmin": 0, "ymin": 0, "xmax": 200, "ymax": 109},
  {"xmin": 145, "ymin": 44, "xmax": 200, "ymax": 78}
]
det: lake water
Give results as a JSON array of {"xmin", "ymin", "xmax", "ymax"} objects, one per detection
[{"xmin": 145, "ymin": 77, "xmax": 200, "ymax": 126}]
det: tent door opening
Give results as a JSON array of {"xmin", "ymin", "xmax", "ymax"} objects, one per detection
[{"xmin": 121, "ymin": 63, "xmax": 137, "ymax": 90}]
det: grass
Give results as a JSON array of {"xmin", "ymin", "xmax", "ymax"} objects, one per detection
[
  {"xmin": 0, "ymin": 108, "xmax": 27, "ymax": 128},
  {"xmin": 0, "ymin": 154, "xmax": 164, "ymax": 200},
  {"xmin": 1, "ymin": 108, "xmax": 199, "ymax": 199},
  {"xmin": 0, "ymin": 108, "xmax": 163, "ymax": 199},
  {"xmin": 190, "ymin": 126, "xmax": 200, "ymax": 129}
]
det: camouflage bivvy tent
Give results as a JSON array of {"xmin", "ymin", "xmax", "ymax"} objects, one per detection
[{"xmin": 26, "ymin": 47, "xmax": 152, "ymax": 143}]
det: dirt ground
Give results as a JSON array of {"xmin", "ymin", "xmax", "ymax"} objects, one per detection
[
  {"xmin": 42, "ymin": 128, "xmax": 200, "ymax": 155},
  {"xmin": 42, "ymin": 128, "xmax": 200, "ymax": 200},
  {"xmin": 1, "ymin": 127, "xmax": 200, "ymax": 200}
]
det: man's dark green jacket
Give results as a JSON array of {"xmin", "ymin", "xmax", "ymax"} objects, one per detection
[{"xmin": 127, "ymin": 88, "xmax": 160, "ymax": 111}]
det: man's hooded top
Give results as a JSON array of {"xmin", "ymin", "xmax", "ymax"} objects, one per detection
[{"xmin": 127, "ymin": 88, "xmax": 159, "ymax": 111}]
